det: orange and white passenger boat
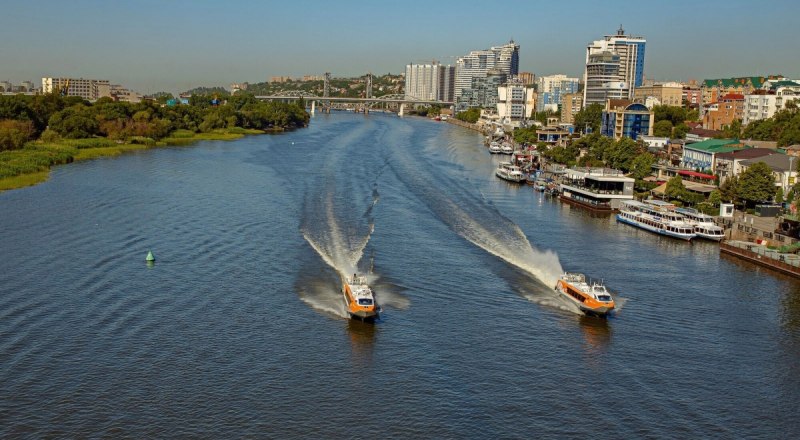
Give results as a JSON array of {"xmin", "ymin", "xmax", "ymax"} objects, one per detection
[
  {"xmin": 342, "ymin": 273, "xmax": 379, "ymax": 320},
  {"xmin": 554, "ymin": 272, "xmax": 616, "ymax": 316}
]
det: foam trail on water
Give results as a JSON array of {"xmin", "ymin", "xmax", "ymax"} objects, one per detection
[
  {"xmin": 440, "ymin": 196, "xmax": 563, "ymax": 287},
  {"xmin": 302, "ymin": 190, "xmax": 374, "ymax": 279}
]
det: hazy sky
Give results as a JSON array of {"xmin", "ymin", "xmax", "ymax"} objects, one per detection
[{"xmin": 2, "ymin": 0, "xmax": 799, "ymax": 94}]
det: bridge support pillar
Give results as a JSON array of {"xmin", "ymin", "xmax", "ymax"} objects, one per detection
[
  {"xmin": 399, "ymin": 103, "xmax": 405, "ymax": 117},
  {"xmin": 364, "ymin": 105, "xmax": 369, "ymax": 115},
  {"xmin": 310, "ymin": 100, "xmax": 315, "ymax": 115}
]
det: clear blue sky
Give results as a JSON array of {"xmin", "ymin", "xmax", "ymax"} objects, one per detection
[{"xmin": 2, "ymin": 0, "xmax": 799, "ymax": 94}]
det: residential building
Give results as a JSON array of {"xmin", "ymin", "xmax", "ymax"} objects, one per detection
[
  {"xmin": 715, "ymin": 148, "xmax": 779, "ymax": 183},
  {"xmin": 454, "ymin": 41, "xmax": 519, "ymax": 111},
  {"xmin": 600, "ymin": 99, "xmax": 654, "ymax": 140},
  {"xmin": 742, "ymin": 80, "xmax": 800, "ymax": 125},
  {"xmin": 496, "ymin": 79, "xmax": 535, "ymax": 124},
  {"xmin": 634, "ymin": 82, "xmax": 683, "ymax": 107},
  {"xmin": 685, "ymin": 127, "xmax": 722, "ymax": 143},
  {"xmin": 683, "ymin": 82, "xmax": 701, "ymax": 108},
  {"xmin": 42, "ymin": 77, "xmax": 111, "ymax": 100},
  {"xmin": 583, "ymin": 26, "xmax": 646, "ymax": 107},
  {"xmin": 405, "ymin": 62, "xmax": 455, "ymax": 101},
  {"xmin": 109, "ymin": 84, "xmax": 142, "ymax": 103},
  {"xmin": 681, "ymin": 138, "xmax": 744, "ymax": 172},
  {"xmin": 21, "ymin": 81, "xmax": 35, "ymax": 91},
  {"xmin": 536, "ymin": 126, "xmax": 571, "ymax": 145},
  {"xmin": 702, "ymin": 93, "xmax": 744, "ymax": 130},
  {"xmin": 536, "ymin": 74, "xmax": 579, "ymax": 112},
  {"xmin": 561, "ymin": 93, "xmax": 583, "ymax": 125},
  {"xmin": 518, "ymin": 72, "xmax": 535, "ymax": 86},
  {"xmin": 0, "ymin": 81, "xmax": 12, "ymax": 92},
  {"xmin": 230, "ymin": 82, "xmax": 249, "ymax": 94},
  {"xmin": 739, "ymin": 153, "xmax": 798, "ymax": 194},
  {"xmin": 269, "ymin": 76, "xmax": 292, "ymax": 83},
  {"xmin": 700, "ymin": 76, "xmax": 784, "ymax": 109}
]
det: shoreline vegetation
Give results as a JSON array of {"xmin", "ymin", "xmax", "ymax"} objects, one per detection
[{"xmin": 0, "ymin": 92, "xmax": 309, "ymax": 192}]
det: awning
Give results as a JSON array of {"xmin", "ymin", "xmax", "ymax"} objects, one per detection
[{"xmin": 678, "ymin": 170, "xmax": 715, "ymax": 180}]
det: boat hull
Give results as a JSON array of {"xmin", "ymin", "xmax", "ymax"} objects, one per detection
[
  {"xmin": 616, "ymin": 213, "xmax": 694, "ymax": 241},
  {"xmin": 342, "ymin": 283, "xmax": 379, "ymax": 321},
  {"xmin": 555, "ymin": 279, "xmax": 615, "ymax": 317}
]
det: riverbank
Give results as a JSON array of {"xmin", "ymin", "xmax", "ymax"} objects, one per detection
[{"xmin": 0, "ymin": 128, "xmax": 270, "ymax": 192}]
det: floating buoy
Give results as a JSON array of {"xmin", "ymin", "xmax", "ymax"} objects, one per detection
[{"xmin": 145, "ymin": 251, "xmax": 155, "ymax": 262}]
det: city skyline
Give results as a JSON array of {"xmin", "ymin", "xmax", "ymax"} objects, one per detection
[{"xmin": 2, "ymin": 0, "xmax": 800, "ymax": 94}]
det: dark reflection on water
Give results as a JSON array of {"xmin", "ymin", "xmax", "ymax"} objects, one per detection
[{"xmin": 578, "ymin": 314, "xmax": 612, "ymax": 354}]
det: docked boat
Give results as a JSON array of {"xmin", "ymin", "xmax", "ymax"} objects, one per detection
[
  {"xmin": 500, "ymin": 142, "xmax": 514, "ymax": 154},
  {"xmin": 554, "ymin": 272, "xmax": 615, "ymax": 316},
  {"xmin": 342, "ymin": 273, "xmax": 379, "ymax": 320},
  {"xmin": 676, "ymin": 207, "xmax": 725, "ymax": 241},
  {"xmin": 616, "ymin": 200, "xmax": 696, "ymax": 240},
  {"xmin": 495, "ymin": 162, "xmax": 526, "ymax": 183},
  {"xmin": 488, "ymin": 141, "xmax": 502, "ymax": 154}
]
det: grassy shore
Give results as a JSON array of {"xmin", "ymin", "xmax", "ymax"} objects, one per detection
[{"xmin": 0, "ymin": 128, "xmax": 268, "ymax": 192}]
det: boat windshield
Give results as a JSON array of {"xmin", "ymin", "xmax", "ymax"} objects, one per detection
[
  {"xmin": 358, "ymin": 298, "xmax": 373, "ymax": 306},
  {"xmin": 597, "ymin": 295, "xmax": 612, "ymax": 302}
]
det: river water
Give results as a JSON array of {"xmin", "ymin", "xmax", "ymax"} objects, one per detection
[{"xmin": 1, "ymin": 112, "xmax": 798, "ymax": 438}]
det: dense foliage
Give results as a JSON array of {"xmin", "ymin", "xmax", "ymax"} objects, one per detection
[
  {"xmin": 0, "ymin": 92, "xmax": 309, "ymax": 148},
  {"xmin": 742, "ymin": 103, "xmax": 800, "ymax": 146},
  {"xmin": 542, "ymin": 132, "xmax": 649, "ymax": 173},
  {"xmin": 736, "ymin": 161, "xmax": 778, "ymax": 206},
  {"xmin": 455, "ymin": 108, "xmax": 481, "ymax": 124},
  {"xmin": 573, "ymin": 104, "xmax": 603, "ymax": 134}
]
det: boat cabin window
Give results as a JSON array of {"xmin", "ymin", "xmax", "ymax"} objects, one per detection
[
  {"xmin": 597, "ymin": 295, "xmax": 612, "ymax": 302},
  {"xmin": 358, "ymin": 298, "xmax": 373, "ymax": 306}
]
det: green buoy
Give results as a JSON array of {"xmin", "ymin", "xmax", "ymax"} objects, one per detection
[{"xmin": 145, "ymin": 250, "xmax": 155, "ymax": 262}]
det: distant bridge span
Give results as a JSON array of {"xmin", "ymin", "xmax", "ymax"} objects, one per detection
[
  {"xmin": 255, "ymin": 92, "xmax": 452, "ymax": 116},
  {"xmin": 255, "ymin": 94, "xmax": 453, "ymax": 106}
]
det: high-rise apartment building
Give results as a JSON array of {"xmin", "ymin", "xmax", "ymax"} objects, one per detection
[
  {"xmin": 518, "ymin": 72, "xmax": 535, "ymax": 86},
  {"xmin": 583, "ymin": 26, "xmax": 646, "ymax": 108},
  {"xmin": 536, "ymin": 74, "xmax": 580, "ymax": 112},
  {"xmin": 561, "ymin": 93, "xmax": 583, "ymax": 125},
  {"xmin": 454, "ymin": 41, "xmax": 519, "ymax": 111},
  {"xmin": 42, "ymin": 77, "xmax": 111, "ymax": 100},
  {"xmin": 497, "ymin": 78, "xmax": 535, "ymax": 123},
  {"xmin": 404, "ymin": 62, "xmax": 454, "ymax": 102}
]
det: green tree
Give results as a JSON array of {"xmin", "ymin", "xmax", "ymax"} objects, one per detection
[
  {"xmin": 776, "ymin": 187, "xmax": 784, "ymax": 204},
  {"xmin": 629, "ymin": 152, "xmax": 655, "ymax": 180},
  {"xmin": 665, "ymin": 175, "xmax": 687, "ymax": 200},
  {"xmin": 0, "ymin": 119, "xmax": 33, "ymax": 150},
  {"xmin": 719, "ymin": 175, "xmax": 739, "ymax": 204},
  {"xmin": 573, "ymin": 103, "xmax": 603, "ymax": 134},
  {"xmin": 673, "ymin": 123, "xmax": 689, "ymax": 139},
  {"xmin": 721, "ymin": 119, "xmax": 742, "ymax": 139},
  {"xmin": 737, "ymin": 161, "xmax": 777, "ymax": 206},
  {"xmin": 455, "ymin": 108, "xmax": 481, "ymax": 123},
  {"xmin": 653, "ymin": 120, "xmax": 673, "ymax": 137},
  {"xmin": 604, "ymin": 137, "xmax": 641, "ymax": 172},
  {"xmin": 708, "ymin": 189, "xmax": 722, "ymax": 207}
]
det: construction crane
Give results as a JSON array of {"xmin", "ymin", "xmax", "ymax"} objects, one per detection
[{"xmin": 58, "ymin": 78, "xmax": 71, "ymax": 96}]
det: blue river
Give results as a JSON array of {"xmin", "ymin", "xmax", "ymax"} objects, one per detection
[{"xmin": 1, "ymin": 112, "xmax": 798, "ymax": 438}]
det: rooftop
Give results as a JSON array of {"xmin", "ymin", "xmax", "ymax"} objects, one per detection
[
  {"xmin": 716, "ymin": 148, "xmax": 779, "ymax": 161},
  {"xmin": 684, "ymin": 138, "xmax": 741, "ymax": 152},
  {"xmin": 740, "ymin": 154, "xmax": 797, "ymax": 172}
]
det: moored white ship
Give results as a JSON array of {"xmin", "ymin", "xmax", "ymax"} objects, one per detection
[
  {"xmin": 616, "ymin": 200, "xmax": 696, "ymax": 240},
  {"xmin": 495, "ymin": 162, "xmax": 526, "ymax": 183},
  {"xmin": 676, "ymin": 207, "xmax": 725, "ymax": 241}
]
